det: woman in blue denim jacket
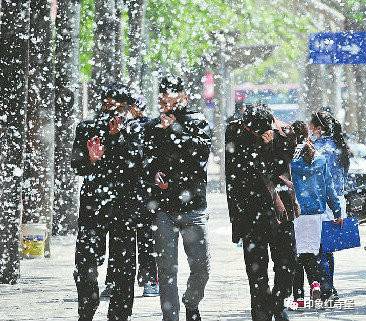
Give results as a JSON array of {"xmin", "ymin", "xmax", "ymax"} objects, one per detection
[
  {"xmin": 308, "ymin": 111, "xmax": 352, "ymax": 301},
  {"xmin": 291, "ymin": 121, "xmax": 342, "ymax": 307}
]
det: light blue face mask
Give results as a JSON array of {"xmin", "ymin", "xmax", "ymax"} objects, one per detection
[{"xmin": 309, "ymin": 133, "xmax": 318, "ymax": 142}]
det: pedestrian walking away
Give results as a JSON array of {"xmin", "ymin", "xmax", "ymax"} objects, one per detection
[
  {"xmin": 225, "ymin": 104, "xmax": 299, "ymax": 321},
  {"xmin": 290, "ymin": 120, "xmax": 342, "ymax": 307},
  {"xmin": 309, "ymin": 111, "xmax": 352, "ymax": 301},
  {"xmin": 143, "ymin": 75, "xmax": 212, "ymax": 321},
  {"xmin": 71, "ymin": 83, "xmax": 144, "ymax": 321}
]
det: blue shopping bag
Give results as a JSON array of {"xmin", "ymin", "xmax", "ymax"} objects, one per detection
[{"xmin": 321, "ymin": 217, "xmax": 361, "ymax": 253}]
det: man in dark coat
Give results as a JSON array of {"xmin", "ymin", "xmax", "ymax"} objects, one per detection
[
  {"xmin": 143, "ymin": 76, "xmax": 212, "ymax": 321},
  {"xmin": 130, "ymin": 97, "xmax": 159, "ymax": 295},
  {"xmin": 226, "ymin": 100, "xmax": 246, "ymax": 124},
  {"xmin": 101, "ymin": 94, "xmax": 159, "ymax": 298},
  {"xmin": 71, "ymin": 84, "xmax": 143, "ymax": 321},
  {"xmin": 225, "ymin": 105, "xmax": 298, "ymax": 321}
]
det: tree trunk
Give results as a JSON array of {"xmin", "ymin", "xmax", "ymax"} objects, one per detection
[
  {"xmin": 142, "ymin": 64, "xmax": 160, "ymax": 118},
  {"xmin": 140, "ymin": 13, "xmax": 157, "ymax": 116},
  {"xmin": 53, "ymin": 0, "xmax": 81, "ymax": 235},
  {"xmin": 322, "ymin": 65, "xmax": 335, "ymax": 111},
  {"xmin": 0, "ymin": 0, "xmax": 31, "ymax": 284},
  {"xmin": 89, "ymin": 0, "xmax": 116, "ymax": 111},
  {"xmin": 355, "ymin": 66, "xmax": 366, "ymax": 143},
  {"xmin": 325, "ymin": 65, "xmax": 343, "ymax": 118},
  {"xmin": 126, "ymin": 0, "xmax": 146, "ymax": 90},
  {"xmin": 304, "ymin": 62, "xmax": 324, "ymax": 118},
  {"xmin": 185, "ymin": 65, "xmax": 205, "ymax": 114},
  {"xmin": 344, "ymin": 17, "xmax": 366, "ymax": 143},
  {"xmin": 210, "ymin": 58, "xmax": 228, "ymax": 193},
  {"xmin": 23, "ymin": 0, "xmax": 55, "ymax": 257},
  {"xmin": 115, "ymin": 0, "xmax": 125, "ymax": 80},
  {"xmin": 343, "ymin": 65, "xmax": 359, "ymax": 140}
]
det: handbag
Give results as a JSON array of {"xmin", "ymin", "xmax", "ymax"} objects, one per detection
[
  {"xmin": 321, "ymin": 217, "xmax": 361, "ymax": 253},
  {"xmin": 294, "ymin": 214, "xmax": 323, "ymax": 254}
]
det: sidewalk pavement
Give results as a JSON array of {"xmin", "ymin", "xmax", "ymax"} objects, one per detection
[{"xmin": 1, "ymin": 193, "xmax": 366, "ymax": 321}]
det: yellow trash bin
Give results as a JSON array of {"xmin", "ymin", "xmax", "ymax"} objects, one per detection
[{"xmin": 21, "ymin": 223, "xmax": 48, "ymax": 259}]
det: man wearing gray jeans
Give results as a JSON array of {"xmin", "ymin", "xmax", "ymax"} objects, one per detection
[{"xmin": 143, "ymin": 76, "xmax": 212, "ymax": 321}]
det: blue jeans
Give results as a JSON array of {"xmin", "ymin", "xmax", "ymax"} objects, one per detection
[{"xmin": 320, "ymin": 250, "xmax": 336, "ymax": 295}]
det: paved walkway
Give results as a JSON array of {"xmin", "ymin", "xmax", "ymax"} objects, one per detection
[{"xmin": 1, "ymin": 194, "xmax": 366, "ymax": 321}]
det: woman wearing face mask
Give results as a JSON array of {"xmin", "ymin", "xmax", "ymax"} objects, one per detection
[
  {"xmin": 290, "ymin": 121, "xmax": 341, "ymax": 308},
  {"xmin": 308, "ymin": 111, "xmax": 352, "ymax": 301}
]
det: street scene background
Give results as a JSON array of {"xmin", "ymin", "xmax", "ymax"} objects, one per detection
[
  {"xmin": 0, "ymin": 194, "xmax": 365, "ymax": 321},
  {"xmin": 1, "ymin": 0, "xmax": 366, "ymax": 320}
]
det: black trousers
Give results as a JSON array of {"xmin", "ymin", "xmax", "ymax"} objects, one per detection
[
  {"xmin": 243, "ymin": 219, "xmax": 297, "ymax": 321},
  {"xmin": 105, "ymin": 223, "xmax": 158, "ymax": 286},
  {"xmin": 136, "ymin": 224, "xmax": 158, "ymax": 285},
  {"xmin": 292, "ymin": 253, "xmax": 322, "ymax": 300},
  {"xmin": 74, "ymin": 205, "xmax": 136, "ymax": 321}
]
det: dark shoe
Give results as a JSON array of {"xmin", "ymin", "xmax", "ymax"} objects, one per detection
[
  {"xmin": 322, "ymin": 288, "xmax": 339, "ymax": 302},
  {"xmin": 186, "ymin": 308, "xmax": 201, "ymax": 321},
  {"xmin": 274, "ymin": 310, "xmax": 290, "ymax": 321},
  {"xmin": 251, "ymin": 307, "xmax": 273, "ymax": 321},
  {"xmin": 331, "ymin": 288, "xmax": 340, "ymax": 301},
  {"xmin": 143, "ymin": 282, "xmax": 160, "ymax": 297},
  {"xmin": 328, "ymin": 293, "xmax": 340, "ymax": 302},
  {"xmin": 100, "ymin": 284, "xmax": 113, "ymax": 298}
]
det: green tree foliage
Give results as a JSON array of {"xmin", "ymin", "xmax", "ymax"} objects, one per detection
[
  {"xmin": 233, "ymin": 0, "xmax": 315, "ymax": 83},
  {"xmin": 79, "ymin": 0, "xmax": 314, "ymax": 83},
  {"xmin": 145, "ymin": 0, "xmax": 236, "ymax": 67},
  {"xmin": 344, "ymin": 0, "xmax": 366, "ymax": 23},
  {"xmin": 80, "ymin": 0, "xmax": 94, "ymax": 79}
]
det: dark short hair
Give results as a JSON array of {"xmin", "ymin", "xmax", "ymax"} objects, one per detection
[
  {"xmin": 159, "ymin": 76, "xmax": 184, "ymax": 94},
  {"xmin": 242, "ymin": 105, "xmax": 274, "ymax": 134},
  {"xmin": 292, "ymin": 120, "xmax": 308, "ymax": 143},
  {"xmin": 101, "ymin": 83, "xmax": 133, "ymax": 105},
  {"xmin": 235, "ymin": 101, "xmax": 245, "ymax": 113},
  {"xmin": 245, "ymin": 102, "xmax": 269, "ymax": 110}
]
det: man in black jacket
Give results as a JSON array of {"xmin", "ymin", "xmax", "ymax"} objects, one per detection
[
  {"xmin": 225, "ymin": 106, "xmax": 298, "ymax": 321},
  {"xmin": 226, "ymin": 100, "xmax": 246, "ymax": 124},
  {"xmin": 143, "ymin": 76, "xmax": 211, "ymax": 321},
  {"xmin": 101, "ymin": 94, "xmax": 159, "ymax": 298},
  {"xmin": 71, "ymin": 84, "xmax": 143, "ymax": 321}
]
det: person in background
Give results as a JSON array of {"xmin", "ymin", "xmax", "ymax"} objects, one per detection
[
  {"xmin": 226, "ymin": 100, "xmax": 246, "ymax": 123},
  {"xmin": 225, "ymin": 105, "xmax": 298, "ymax": 321},
  {"xmin": 72, "ymin": 84, "xmax": 143, "ymax": 321},
  {"xmin": 309, "ymin": 111, "xmax": 351, "ymax": 301},
  {"xmin": 143, "ymin": 76, "xmax": 212, "ymax": 321},
  {"xmin": 290, "ymin": 121, "xmax": 342, "ymax": 307},
  {"xmin": 101, "ymin": 94, "xmax": 159, "ymax": 299}
]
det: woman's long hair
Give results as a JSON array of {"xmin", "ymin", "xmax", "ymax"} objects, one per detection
[
  {"xmin": 292, "ymin": 120, "xmax": 314, "ymax": 164},
  {"xmin": 310, "ymin": 111, "xmax": 352, "ymax": 171}
]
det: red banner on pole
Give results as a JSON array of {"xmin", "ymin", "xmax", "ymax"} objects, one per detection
[{"xmin": 203, "ymin": 72, "xmax": 214, "ymax": 101}]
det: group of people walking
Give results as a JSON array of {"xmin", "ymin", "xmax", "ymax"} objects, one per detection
[
  {"xmin": 71, "ymin": 75, "xmax": 351, "ymax": 321},
  {"xmin": 226, "ymin": 102, "xmax": 350, "ymax": 321},
  {"xmin": 72, "ymin": 76, "xmax": 211, "ymax": 321}
]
